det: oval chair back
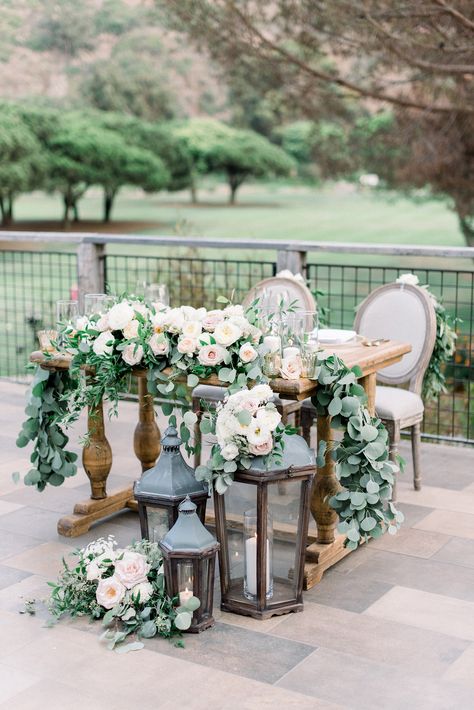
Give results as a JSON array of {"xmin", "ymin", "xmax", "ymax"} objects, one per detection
[
  {"xmin": 354, "ymin": 282, "xmax": 437, "ymax": 395},
  {"xmin": 242, "ymin": 275, "xmax": 316, "ymax": 318}
]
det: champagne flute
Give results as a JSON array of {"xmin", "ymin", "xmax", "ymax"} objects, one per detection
[
  {"xmin": 84, "ymin": 293, "xmax": 109, "ymax": 317},
  {"xmin": 56, "ymin": 300, "xmax": 79, "ymax": 347}
]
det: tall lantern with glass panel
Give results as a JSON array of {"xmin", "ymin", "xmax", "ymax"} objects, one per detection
[
  {"xmin": 134, "ymin": 426, "xmax": 208, "ymax": 542},
  {"xmin": 213, "ymin": 435, "xmax": 315, "ymax": 619}
]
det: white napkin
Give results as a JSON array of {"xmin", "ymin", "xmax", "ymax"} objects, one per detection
[{"xmin": 319, "ymin": 329, "xmax": 357, "ymax": 344}]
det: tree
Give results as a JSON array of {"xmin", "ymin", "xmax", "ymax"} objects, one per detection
[
  {"xmin": 173, "ymin": 118, "xmax": 295, "ymax": 203},
  {"xmin": 27, "ymin": 0, "xmax": 96, "ymax": 56},
  {"xmin": 161, "ymin": 1, "xmax": 474, "ymax": 243},
  {"xmin": 0, "ymin": 104, "xmax": 45, "ymax": 226}
]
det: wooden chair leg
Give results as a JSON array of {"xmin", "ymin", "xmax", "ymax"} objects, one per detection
[
  {"xmin": 301, "ymin": 407, "xmax": 313, "ymax": 446},
  {"xmin": 411, "ymin": 422, "xmax": 422, "ymax": 491},
  {"xmin": 385, "ymin": 419, "xmax": 400, "ymax": 502}
]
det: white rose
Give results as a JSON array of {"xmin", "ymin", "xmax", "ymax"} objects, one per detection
[
  {"xmin": 108, "ymin": 302, "xmax": 135, "ymax": 330},
  {"xmin": 216, "ymin": 410, "xmax": 235, "ymax": 441},
  {"xmin": 181, "ymin": 306, "xmax": 206, "ymax": 321},
  {"xmin": 165, "ymin": 308, "xmax": 185, "ymax": 333},
  {"xmin": 178, "ymin": 337, "xmax": 197, "ymax": 354},
  {"xmin": 256, "ymin": 406, "xmax": 281, "ymax": 431},
  {"xmin": 247, "ymin": 420, "xmax": 271, "ymax": 446},
  {"xmin": 151, "ymin": 301, "xmax": 168, "ymax": 313},
  {"xmin": 182, "ymin": 320, "xmax": 202, "ymax": 339},
  {"xmin": 396, "ymin": 273, "xmax": 419, "ymax": 286},
  {"xmin": 198, "ymin": 344, "xmax": 227, "ymax": 366},
  {"xmin": 114, "ymin": 551, "xmax": 151, "ymax": 589},
  {"xmin": 96, "ymin": 575, "xmax": 126, "ymax": 609},
  {"xmin": 221, "ymin": 442, "xmax": 239, "ymax": 461},
  {"xmin": 76, "ymin": 316, "xmax": 89, "ymax": 330},
  {"xmin": 230, "ymin": 315, "xmax": 252, "ymax": 337},
  {"xmin": 122, "ymin": 343, "xmax": 144, "ymax": 366},
  {"xmin": 149, "ymin": 334, "xmax": 170, "ymax": 357},
  {"xmin": 214, "ymin": 320, "xmax": 242, "ymax": 347},
  {"xmin": 130, "ymin": 581, "xmax": 153, "ymax": 603},
  {"xmin": 280, "ymin": 356, "xmax": 302, "ymax": 380},
  {"xmin": 202, "ymin": 309, "xmax": 225, "ymax": 332},
  {"xmin": 92, "ymin": 330, "xmax": 114, "ymax": 357},
  {"xmin": 86, "ymin": 560, "xmax": 102, "ymax": 581},
  {"xmin": 151, "ymin": 312, "xmax": 168, "ymax": 334},
  {"xmin": 96, "ymin": 314, "xmax": 110, "ymax": 332},
  {"xmin": 123, "ymin": 319, "xmax": 139, "ymax": 339},
  {"xmin": 224, "ymin": 304, "xmax": 244, "ymax": 317},
  {"xmin": 239, "ymin": 342, "xmax": 258, "ymax": 363},
  {"xmin": 131, "ymin": 301, "xmax": 148, "ymax": 317},
  {"xmin": 250, "ymin": 384, "xmax": 273, "ymax": 401}
]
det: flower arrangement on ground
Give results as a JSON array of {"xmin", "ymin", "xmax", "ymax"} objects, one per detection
[
  {"xmin": 396, "ymin": 273, "xmax": 458, "ymax": 400},
  {"xmin": 195, "ymin": 384, "xmax": 297, "ymax": 493},
  {"xmin": 48, "ymin": 536, "xmax": 198, "ymax": 651}
]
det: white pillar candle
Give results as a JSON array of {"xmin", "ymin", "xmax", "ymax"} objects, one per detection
[
  {"xmin": 283, "ymin": 346, "xmax": 300, "ymax": 359},
  {"xmin": 245, "ymin": 534, "xmax": 270, "ymax": 596},
  {"xmin": 263, "ymin": 335, "xmax": 281, "ymax": 353},
  {"xmin": 179, "ymin": 587, "xmax": 193, "ymax": 606}
]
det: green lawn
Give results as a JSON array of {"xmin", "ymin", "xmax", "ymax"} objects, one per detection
[{"xmin": 12, "ymin": 181, "xmax": 464, "ymax": 247}]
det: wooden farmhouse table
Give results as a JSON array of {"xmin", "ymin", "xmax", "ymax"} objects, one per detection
[{"xmin": 30, "ymin": 338, "xmax": 411, "ymax": 589}]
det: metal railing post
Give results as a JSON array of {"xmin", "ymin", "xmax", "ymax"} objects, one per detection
[
  {"xmin": 276, "ymin": 248, "xmax": 307, "ymax": 275},
  {"xmin": 77, "ymin": 240, "xmax": 105, "ymax": 309}
]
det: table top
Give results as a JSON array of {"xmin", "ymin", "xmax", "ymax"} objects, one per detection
[{"xmin": 30, "ymin": 339, "xmax": 411, "ymax": 400}]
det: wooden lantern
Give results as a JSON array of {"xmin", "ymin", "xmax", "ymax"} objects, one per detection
[{"xmin": 214, "ymin": 435, "xmax": 315, "ymax": 619}]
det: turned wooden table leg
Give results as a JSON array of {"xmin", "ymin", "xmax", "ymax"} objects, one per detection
[
  {"xmin": 360, "ymin": 372, "xmax": 376, "ymax": 416},
  {"xmin": 134, "ymin": 375, "xmax": 161, "ymax": 472},
  {"xmin": 311, "ymin": 414, "xmax": 340, "ymax": 544},
  {"xmin": 83, "ymin": 396, "xmax": 112, "ymax": 499}
]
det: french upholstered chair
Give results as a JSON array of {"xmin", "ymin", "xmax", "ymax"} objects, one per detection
[
  {"xmin": 355, "ymin": 282, "xmax": 437, "ymax": 490},
  {"xmin": 301, "ymin": 282, "xmax": 437, "ymax": 492},
  {"xmin": 191, "ymin": 275, "xmax": 316, "ymax": 467}
]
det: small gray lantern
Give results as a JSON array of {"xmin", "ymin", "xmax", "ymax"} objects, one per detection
[
  {"xmin": 159, "ymin": 496, "xmax": 219, "ymax": 633},
  {"xmin": 214, "ymin": 435, "xmax": 315, "ymax": 619},
  {"xmin": 134, "ymin": 426, "xmax": 208, "ymax": 543}
]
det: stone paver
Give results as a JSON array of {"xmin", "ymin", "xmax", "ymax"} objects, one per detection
[{"xmin": 1, "ymin": 381, "xmax": 474, "ymax": 709}]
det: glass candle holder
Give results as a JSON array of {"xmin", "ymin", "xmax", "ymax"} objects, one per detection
[
  {"xmin": 282, "ymin": 311, "xmax": 319, "ymax": 351},
  {"xmin": 56, "ymin": 300, "xmax": 79, "ymax": 347},
  {"xmin": 84, "ymin": 293, "xmax": 110, "ymax": 317},
  {"xmin": 263, "ymin": 350, "xmax": 282, "ymax": 378},
  {"xmin": 244, "ymin": 509, "xmax": 273, "ymax": 601},
  {"xmin": 177, "ymin": 561, "xmax": 194, "ymax": 606},
  {"xmin": 144, "ymin": 283, "xmax": 169, "ymax": 307}
]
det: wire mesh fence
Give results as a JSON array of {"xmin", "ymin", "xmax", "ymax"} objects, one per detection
[
  {"xmin": 0, "ymin": 240, "xmax": 472, "ymax": 445},
  {"xmin": 0, "ymin": 250, "xmax": 77, "ymax": 380}
]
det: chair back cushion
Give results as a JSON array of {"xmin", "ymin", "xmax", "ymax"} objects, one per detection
[
  {"xmin": 242, "ymin": 276, "xmax": 316, "ymax": 313},
  {"xmin": 354, "ymin": 283, "xmax": 437, "ymax": 392}
]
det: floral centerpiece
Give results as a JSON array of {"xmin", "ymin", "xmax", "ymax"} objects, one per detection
[
  {"xmin": 48, "ymin": 536, "xmax": 198, "ymax": 651},
  {"xmin": 195, "ymin": 384, "xmax": 296, "ymax": 493}
]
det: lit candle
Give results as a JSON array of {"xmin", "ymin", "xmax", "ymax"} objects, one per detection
[
  {"xmin": 179, "ymin": 587, "xmax": 193, "ymax": 605},
  {"xmin": 283, "ymin": 346, "xmax": 300, "ymax": 359},
  {"xmin": 263, "ymin": 335, "xmax": 281, "ymax": 353},
  {"xmin": 245, "ymin": 534, "xmax": 270, "ymax": 597}
]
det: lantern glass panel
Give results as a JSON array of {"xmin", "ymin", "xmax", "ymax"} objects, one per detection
[
  {"xmin": 177, "ymin": 561, "xmax": 194, "ymax": 604},
  {"xmin": 221, "ymin": 476, "xmax": 305, "ymax": 608},
  {"xmin": 147, "ymin": 508, "xmax": 170, "ymax": 543}
]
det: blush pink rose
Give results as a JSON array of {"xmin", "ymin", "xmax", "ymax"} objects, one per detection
[
  {"xmin": 149, "ymin": 334, "xmax": 169, "ymax": 356},
  {"xmin": 201, "ymin": 310, "xmax": 225, "ymax": 332},
  {"xmin": 239, "ymin": 343, "xmax": 258, "ymax": 363},
  {"xmin": 248, "ymin": 437, "xmax": 273, "ymax": 456},
  {"xmin": 114, "ymin": 551, "xmax": 150, "ymax": 589},
  {"xmin": 280, "ymin": 356, "xmax": 302, "ymax": 380},
  {"xmin": 240, "ymin": 398, "xmax": 259, "ymax": 414},
  {"xmin": 95, "ymin": 576, "xmax": 126, "ymax": 609},
  {"xmin": 198, "ymin": 344, "xmax": 226, "ymax": 366},
  {"xmin": 177, "ymin": 336, "xmax": 197, "ymax": 354}
]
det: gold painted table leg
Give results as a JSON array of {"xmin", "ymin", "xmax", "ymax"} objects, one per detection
[{"xmin": 134, "ymin": 375, "xmax": 161, "ymax": 472}]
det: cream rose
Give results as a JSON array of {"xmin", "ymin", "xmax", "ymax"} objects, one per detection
[
  {"xmin": 151, "ymin": 312, "xmax": 168, "ymax": 334},
  {"xmin": 177, "ymin": 337, "xmax": 197, "ymax": 354},
  {"xmin": 122, "ymin": 343, "xmax": 144, "ymax": 366},
  {"xmin": 240, "ymin": 398, "xmax": 260, "ymax": 415},
  {"xmin": 108, "ymin": 302, "xmax": 134, "ymax": 330},
  {"xmin": 86, "ymin": 560, "xmax": 102, "ymax": 581},
  {"xmin": 149, "ymin": 334, "xmax": 170, "ymax": 357},
  {"xmin": 396, "ymin": 273, "xmax": 419, "ymax": 286},
  {"xmin": 181, "ymin": 306, "xmax": 206, "ymax": 321},
  {"xmin": 214, "ymin": 320, "xmax": 242, "ymax": 347},
  {"xmin": 130, "ymin": 581, "xmax": 153, "ymax": 603},
  {"xmin": 114, "ymin": 551, "xmax": 150, "ymax": 589},
  {"xmin": 96, "ymin": 576, "xmax": 126, "ymax": 609},
  {"xmin": 202, "ymin": 309, "xmax": 225, "ymax": 332},
  {"xmin": 280, "ymin": 356, "xmax": 302, "ymax": 380},
  {"xmin": 239, "ymin": 342, "xmax": 258, "ymax": 363},
  {"xmin": 224, "ymin": 304, "xmax": 244, "ymax": 318},
  {"xmin": 123, "ymin": 319, "xmax": 139, "ymax": 339},
  {"xmin": 256, "ymin": 406, "xmax": 281, "ymax": 431},
  {"xmin": 92, "ymin": 330, "xmax": 114, "ymax": 357},
  {"xmin": 182, "ymin": 320, "xmax": 202, "ymax": 339},
  {"xmin": 248, "ymin": 437, "xmax": 273, "ymax": 457},
  {"xmin": 247, "ymin": 420, "xmax": 271, "ymax": 446},
  {"xmin": 221, "ymin": 442, "xmax": 239, "ymax": 461},
  {"xmin": 165, "ymin": 308, "xmax": 185, "ymax": 333},
  {"xmin": 198, "ymin": 344, "xmax": 227, "ymax": 366},
  {"xmin": 96, "ymin": 313, "xmax": 110, "ymax": 332}
]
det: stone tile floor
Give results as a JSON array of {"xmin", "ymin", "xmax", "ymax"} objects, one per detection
[{"xmin": 1, "ymin": 380, "xmax": 474, "ymax": 709}]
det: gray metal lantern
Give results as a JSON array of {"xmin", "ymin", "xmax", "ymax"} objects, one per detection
[
  {"xmin": 159, "ymin": 496, "xmax": 219, "ymax": 633},
  {"xmin": 134, "ymin": 426, "xmax": 208, "ymax": 543},
  {"xmin": 213, "ymin": 434, "xmax": 315, "ymax": 620}
]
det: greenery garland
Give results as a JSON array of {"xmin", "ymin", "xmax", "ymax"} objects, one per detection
[
  {"xmin": 16, "ymin": 366, "xmax": 78, "ymax": 490},
  {"xmin": 310, "ymin": 353, "xmax": 403, "ymax": 547}
]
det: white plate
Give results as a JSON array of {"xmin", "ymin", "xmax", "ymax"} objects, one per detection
[{"xmin": 318, "ymin": 329, "xmax": 357, "ymax": 344}]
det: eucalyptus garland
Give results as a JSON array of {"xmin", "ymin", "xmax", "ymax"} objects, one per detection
[
  {"xmin": 311, "ymin": 353, "xmax": 403, "ymax": 547},
  {"xmin": 423, "ymin": 296, "xmax": 458, "ymax": 401},
  {"xmin": 16, "ymin": 366, "xmax": 78, "ymax": 490}
]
